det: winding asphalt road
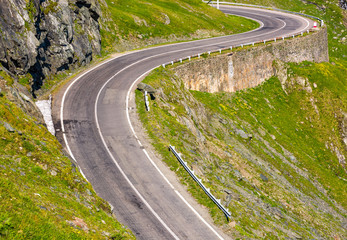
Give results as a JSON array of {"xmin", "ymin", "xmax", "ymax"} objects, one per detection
[{"xmin": 53, "ymin": 5, "xmax": 314, "ymax": 240}]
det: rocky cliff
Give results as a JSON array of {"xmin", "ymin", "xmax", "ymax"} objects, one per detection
[{"xmin": 0, "ymin": 0, "xmax": 102, "ymax": 95}]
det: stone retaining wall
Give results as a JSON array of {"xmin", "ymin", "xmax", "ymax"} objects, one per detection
[{"xmin": 174, "ymin": 28, "xmax": 328, "ymax": 93}]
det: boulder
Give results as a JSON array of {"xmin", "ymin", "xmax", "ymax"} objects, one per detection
[
  {"xmin": 260, "ymin": 173, "xmax": 268, "ymax": 182},
  {"xmin": 137, "ymin": 82, "xmax": 156, "ymax": 94},
  {"xmin": 66, "ymin": 217, "xmax": 89, "ymax": 233},
  {"xmin": 235, "ymin": 128, "xmax": 249, "ymax": 139},
  {"xmin": 3, "ymin": 122, "xmax": 15, "ymax": 132}
]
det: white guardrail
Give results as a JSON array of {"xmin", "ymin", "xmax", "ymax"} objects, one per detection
[
  {"xmin": 160, "ymin": 2, "xmax": 323, "ymax": 69},
  {"xmin": 169, "ymin": 145, "xmax": 232, "ymax": 219}
]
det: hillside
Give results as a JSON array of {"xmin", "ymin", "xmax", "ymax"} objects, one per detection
[
  {"xmin": 135, "ymin": 0, "xmax": 347, "ymax": 239},
  {"xmin": 137, "ymin": 61, "xmax": 346, "ymax": 238},
  {"xmin": 99, "ymin": 0, "xmax": 258, "ymax": 54},
  {"xmin": 0, "ymin": 74, "xmax": 135, "ymax": 238},
  {"xmin": 0, "ymin": 0, "xmax": 259, "ymax": 239}
]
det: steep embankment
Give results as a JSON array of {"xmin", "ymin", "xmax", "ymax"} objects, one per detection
[
  {"xmin": 136, "ymin": 58, "xmax": 347, "ymax": 239},
  {"xmin": 135, "ymin": 1, "xmax": 346, "ymax": 239},
  {"xmin": 0, "ymin": 72, "xmax": 135, "ymax": 239},
  {"xmin": 0, "ymin": 0, "xmax": 259, "ymax": 238}
]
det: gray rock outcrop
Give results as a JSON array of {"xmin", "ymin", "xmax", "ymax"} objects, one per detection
[
  {"xmin": 137, "ymin": 82, "xmax": 156, "ymax": 94},
  {"xmin": 0, "ymin": 0, "xmax": 102, "ymax": 95}
]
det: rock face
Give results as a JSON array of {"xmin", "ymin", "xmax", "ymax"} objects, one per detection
[
  {"xmin": 0, "ymin": 0, "xmax": 102, "ymax": 95},
  {"xmin": 175, "ymin": 28, "xmax": 329, "ymax": 93}
]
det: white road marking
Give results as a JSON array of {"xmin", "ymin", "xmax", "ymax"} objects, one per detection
[
  {"xmin": 222, "ymin": 5, "xmax": 311, "ymax": 34},
  {"xmin": 94, "ymin": 75, "xmax": 181, "ymax": 240},
  {"xmin": 126, "ymin": 69, "xmax": 225, "ymax": 240}
]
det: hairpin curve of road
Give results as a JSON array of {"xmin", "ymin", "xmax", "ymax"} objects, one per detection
[{"xmin": 58, "ymin": 5, "xmax": 314, "ymax": 239}]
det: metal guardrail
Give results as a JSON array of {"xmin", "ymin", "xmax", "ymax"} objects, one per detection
[
  {"xmin": 169, "ymin": 145, "xmax": 232, "ymax": 219},
  {"xmin": 204, "ymin": 1, "xmax": 324, "ymax": 26},
  {"xmin": 161, "ymin": 27, "xmax": 314, "ymax": 69},
  {"xmin": 160, "ymin": 2, "xmax": 322, "ymax": 69}
]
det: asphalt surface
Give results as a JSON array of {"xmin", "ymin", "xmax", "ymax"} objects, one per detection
[{"xmin": 53, "ymin": 6, "xmax": 314, "ymax": 240}]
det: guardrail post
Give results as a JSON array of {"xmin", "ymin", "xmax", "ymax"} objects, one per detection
[
  {"xmin": 282, "ymin": 37, "xmax": 284, "ymax": 40},
  {"xmin": 171, "ymin": 61, "xmax": 174, "ymax": 65},
  {"xmin": 144, "ymin": 91, "xmax": 150, "ymax": 111},
  {"xmin": 208, "ymin": 51, "xmax": 211, "ymax": 55},
  {"xmin": 241, "ymin": 44, "xmax": 243, "ymax": 48},
  {"xmin": 301, "ymin": 32, "xmax": 303, "ymax": 36},
  {"xmin": 219, "ymin": 49, "xmax": 222, "ymax": 53},
  {"xmin": 162, "ymin": 64, "xmax": 165, "ymax": 68},
  {"xmin": 274, "ymin": 38, "xmax": 276, "ymax": 42},
  {"xmin": 263, "ymin": 40, "xmax": 266, "ymax": 44},
  {"xmin": 188, "ymin": 56, "xmax": 191, "ymax": 61},
  {"xmin": 198, "ymin": 53, "xmax": 201, "ymax": 58},
  {"xmin": 180, "ymin": 59, "xmax": 182, "ymax": 63},
  {"xmin": 230, "ymin": 46, "xmax": 232, "ymax": 50}
]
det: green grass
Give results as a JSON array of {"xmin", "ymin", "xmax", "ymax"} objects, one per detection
[
  {"xmin": 195, "ymin": 61, "xmax": 346, "ymax": 203},
  {"xmin": 136, "ymin": 61, "xmax": 346, "ymax": 238},
  {"xmin": 99, "ymin": 0, "xmax": 259, "ymax": 54},
  {"xmin": 0, "ymin": 93, "xmax": 134, "ymax": 239},
  {"xmin": 223, "ymin": 0, "xmax": 347, "ymax": 60}
]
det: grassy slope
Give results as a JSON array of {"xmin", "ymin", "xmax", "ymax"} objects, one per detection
[
  {"xmin": 99, "ymin": 0, "xmax": 259, "ymax": 53},
  {"xmin": 137, "ymin": 62, "xmax": 346, "ymax": 238},
  {"xmin": 0, "ymin": 1, "xmax": 259, "ymax": 239},
  {"xmin": 0, "ymin": 107, "xmax": 133, "ymax": 238},
  {"xmin": 135, "ymin": 1, "xmax": 347, "ymax": 239},
  {"xmin": 0, "ymin": 71, "xmax": 134, "ymax": 239},
  {"xmin": 223, "ymin": 0, "xmax": 346, "ymax": 60}
]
